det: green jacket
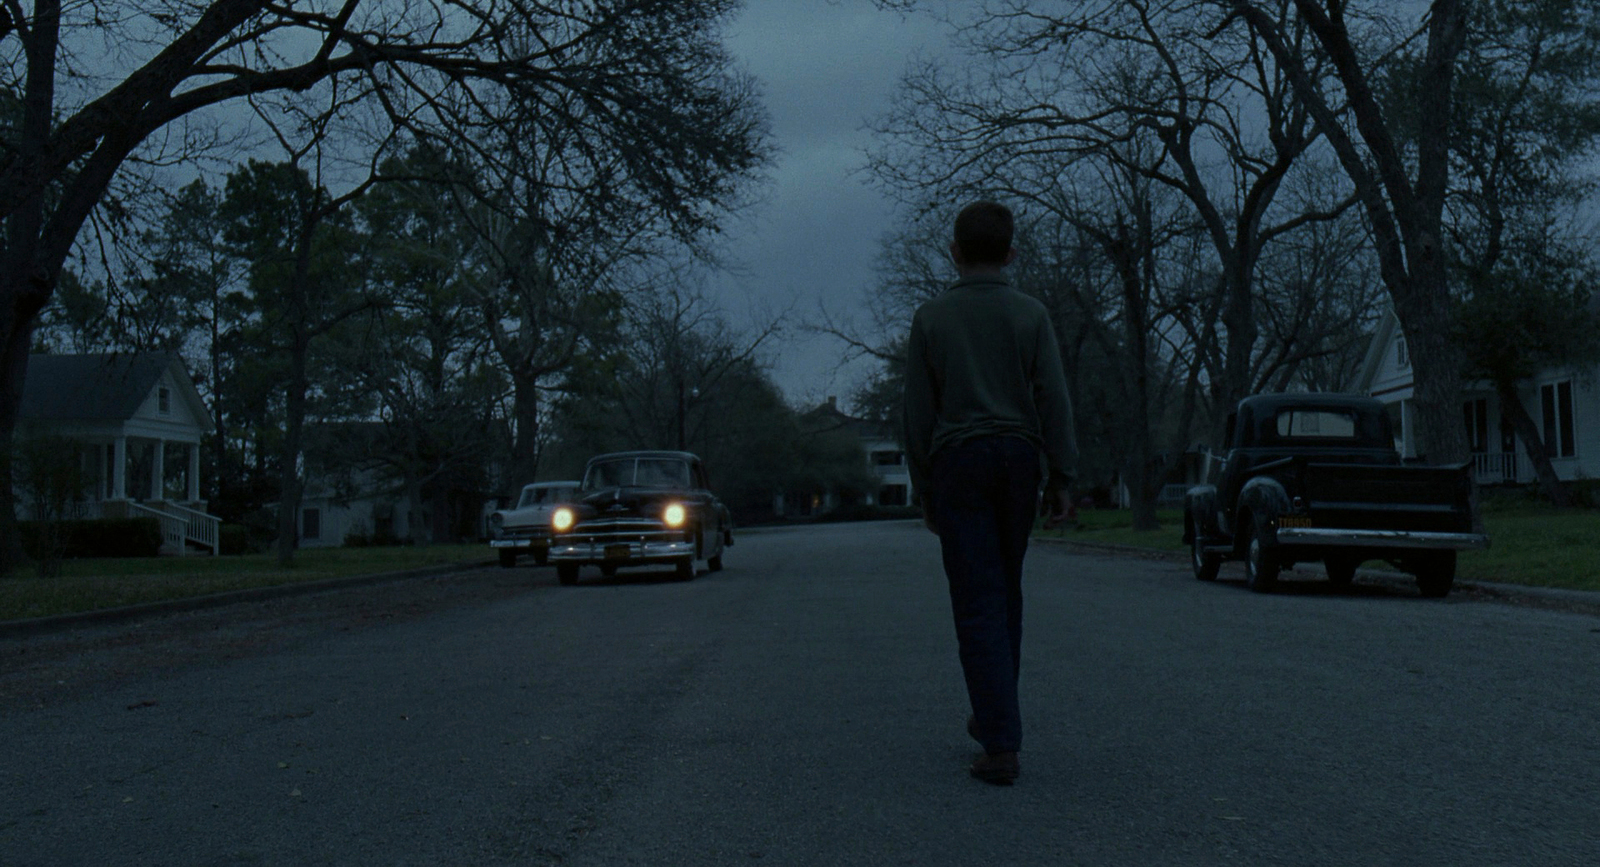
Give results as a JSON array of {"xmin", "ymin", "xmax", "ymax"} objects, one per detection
[{"xmin": 902, "ymin": 274, "xmax": 1077, "ymax": 495}]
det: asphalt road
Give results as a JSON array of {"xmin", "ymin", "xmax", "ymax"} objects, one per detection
[{"xmin": 3, "ymin": 521, "xmax": 1599, "ymax": 866}]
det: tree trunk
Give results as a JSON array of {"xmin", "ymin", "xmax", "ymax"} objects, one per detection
[
  {"xmin": 1497, "ymin": 380, "xmax": 1571, "ymax": 508},
  {"xmin": 0, "ymin": 303, "xmax": 36, "ymax": 573},
  {"xmin": 1113, "ymin": 217, "xmax": 1161, "ymax": 532},
  {"xmin": 509, "ymin": 374, "xmax": 541, "ymax": 490},
  {"xmin": 275, "ymin": 331, "xmax": 309, "ymax": 567},
  {"xmin": 1396, "ymin": 274, "xmax": 1470, "ymax": 466}
]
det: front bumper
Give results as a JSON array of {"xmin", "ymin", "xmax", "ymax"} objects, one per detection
[
  {"xmin": 549, "ymin": 537, "xmax": 694, "ymax": 564},
  {"xmin": 1274, "ymin": 527, "xmax": 1489, "ymax": 550},
  {"xmin": 489, "ymin": 533, "xmax": 551, "ymax": 551}
]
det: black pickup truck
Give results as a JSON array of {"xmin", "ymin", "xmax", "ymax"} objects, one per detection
[{"xmin": 1183, "ymin": 393, "xmax": 1488, "ymax": 597}]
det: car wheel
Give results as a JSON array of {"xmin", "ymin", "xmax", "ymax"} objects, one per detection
[
  {"xmin": 1190, "ymin": 523, "xmax": 1220, "ymax": 582},
  {"xmin": 708, "ymin": 553, "xmax": 723, "ymax": 572},
  {"xmin": 1325, "ymin": 556, "xmax": 1359, "ymax": 587},
  {"xmin": 533, "ymin": 549, "xmax": 549, "ymax": 566},
  {"xmin": 556, "ymin": 563, "xmax": 579, "ymax": 586},
  {"xmin": 1244, "ymin": 514, "xmax": 1279, "ymax": 593},
  {"xmin": 675, "ymin": 557, "xmax": 695, "ymax": 581},
  {"xmin": 498, "ymin": 550, "xmax": 518, "ymax": 568},
  {"xmin": 1414, "ymin": 551, "xmax": 1456, "ymax": 598}
]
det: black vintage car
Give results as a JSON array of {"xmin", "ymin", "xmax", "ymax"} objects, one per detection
[
  {"xmin": 548, "ymin": 450, "xmax": 733, "ymax": 585},
  {"xmin": 1183, "ymin": 393, "xmax": 1489, "ymax": 597}
]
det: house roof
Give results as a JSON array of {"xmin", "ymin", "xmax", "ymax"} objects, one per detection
[
  {"xmin": 803, "ymin": 397, "xmax": 893, "ymax": 440},
  {"xmin": 20, "ymin": 352, "xmax": 204, "ymax": 422}
]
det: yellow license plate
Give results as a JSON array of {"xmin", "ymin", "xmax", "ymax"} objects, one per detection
[{"xmin": 1278, "ymin": 516, "xmax": 1313, "ymax": 528}]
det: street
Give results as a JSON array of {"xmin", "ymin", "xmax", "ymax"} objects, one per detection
[{"xmin": 3, "ymin": 520, "xmax": 1599, "ymax": 866}]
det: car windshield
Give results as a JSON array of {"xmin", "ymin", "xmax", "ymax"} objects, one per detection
[{"xmin": 584, "ymin": 458, "xmax": 692, "ymax": 489}]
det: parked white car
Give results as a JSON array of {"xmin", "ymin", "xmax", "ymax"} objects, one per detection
[{"xmin": 488, "ymin": 481, "xmax": 582, "ymax": 567}]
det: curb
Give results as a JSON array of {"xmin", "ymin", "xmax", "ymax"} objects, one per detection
[
  {"xmin": 0, "ymin": 560, "xmax": 496, "ymax": 639},
  {"xmin": 1035, "ymin": 535, "xmax": 1600, "ymax": 610}
]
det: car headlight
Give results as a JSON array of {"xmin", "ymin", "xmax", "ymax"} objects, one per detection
[
  {"xmin": 552, "ymin": 507, "xmax": 575, "ymax": 532},
  {"xmin": 663, "ymin": 503, "xmax": 687, "ymax": 528}
]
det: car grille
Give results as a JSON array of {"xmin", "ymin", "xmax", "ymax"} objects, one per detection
[{"xmin": 565, "ymin": 517, "xmax": 683, "ymax": 544}]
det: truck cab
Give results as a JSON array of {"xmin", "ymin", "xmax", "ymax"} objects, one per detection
[{"xmin": 1184, "ymin": 393, "xmax": 1488, "ymax": 596}]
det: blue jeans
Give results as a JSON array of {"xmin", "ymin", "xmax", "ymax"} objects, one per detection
[{"xmin": 930, "ymin": 435, "xmax": 1040, "ymax": 755}]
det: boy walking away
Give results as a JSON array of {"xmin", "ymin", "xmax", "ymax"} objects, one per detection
[{"xmin": 902, "ymin": 200, "xmax": 1078, "ymax": 785}]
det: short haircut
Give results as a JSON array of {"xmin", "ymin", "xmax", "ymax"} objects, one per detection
[{"xmin": 953, "ymin": 200, "xmax": 1014, "ymax": 266}]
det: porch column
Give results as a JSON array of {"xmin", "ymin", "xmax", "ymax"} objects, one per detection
[
  {"xmin": 188, "ymin": 444, "xmax": 201, "ymax": 502},
  {"xmin": 152, "ymin": 439, "xmax": 165, "ymax": 502},
  {"xmin": 112, "ymin": 437, "xmax": 127, "ymax": 500}
]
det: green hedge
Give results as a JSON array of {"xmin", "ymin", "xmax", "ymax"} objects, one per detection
[{"xmin": 20, "ymin": 517, "xmax": 163, "ymax": 559}]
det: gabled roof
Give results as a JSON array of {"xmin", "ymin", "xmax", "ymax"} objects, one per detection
[
  {"xmin": 20, "ymin": 352, "xmax": 203, "ymax": 422},
  {"xmin": 803, "ymin": 397, "xmax": 892, "ymax": 440},
  {"xmin": 1351, "ymin": 308, "xmax": 1402, "ymax": 395}
]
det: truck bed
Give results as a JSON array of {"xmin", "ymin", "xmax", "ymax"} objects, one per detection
[{"xmin": 1298, "ymin": 461, "xmax": 1474, "ymax": 534}]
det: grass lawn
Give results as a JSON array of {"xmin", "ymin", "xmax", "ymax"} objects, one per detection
[
  {"xmin": 4, "ymin": 505, "xmax": 1598, "ymax": 623},
  {"xmin": 0, "ymin": 544, "xmax": 490, "ymax": 622},
  {"xmin": 1038, "ymin": 506, "xmax": 1600, "ymax": 593}
]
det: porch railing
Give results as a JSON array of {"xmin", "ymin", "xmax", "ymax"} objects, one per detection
[
  {"xmin": 125, "ymin": 501, "xmax": 222, "ymax": 556},
  {"xmin": 1471, "ymin": 452, "xmax": 1518, "ymax": 485}
]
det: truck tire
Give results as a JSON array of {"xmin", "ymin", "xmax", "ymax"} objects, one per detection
[
  {"xmin": 1414, "ymin": 551, "xmax": 1456, "ymax": 598},
  {"xmin": 1244, "ymin": 514, "xmax": 1279, "ymax": 593},
  {"xmin": 1191, "ymin": 526, "xmax": 1221, "ymax": 582},
  {"xmin": 557, "ymin": 563, "xmax": 580, "ymax": 586},
  {"xmin": 1324, "ymin": 556, "xmax": 1359, "ymax": 587}
]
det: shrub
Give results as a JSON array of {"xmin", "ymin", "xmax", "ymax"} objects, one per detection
[
  {"xmin": 218, "ymin": 524, "xmax": 255, "ymax": 555},
  {"xmin": 820, "ymin": 504, "xmax": 921, "ymax": 523},
  {"xmin": 19, "ymin": 518, "xmax": 163, "ymax": 559}
]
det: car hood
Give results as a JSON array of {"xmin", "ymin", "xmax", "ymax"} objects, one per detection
[{"xmin": 579, "ymin": 487, "xmax": 695, "ymax": 514}]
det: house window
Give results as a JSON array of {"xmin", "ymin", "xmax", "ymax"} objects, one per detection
[
  {"xmin": 1540, "ymin": 381, "xmax": 1576, "ymax": 458},
  {"xmin": 302, "ymin": 507, "xmax": 322, "ymax": 541},
  {"xmin": 1462, "ymin": 398, "xmax": 1489, "ymax": 453},
  {"xmin": 1396, "ymin": 336, "xmax": 1409, "ymax": 369},
  {"xmin": 158, "ymin": 387, "xmax": 172, "ymax": 415}
]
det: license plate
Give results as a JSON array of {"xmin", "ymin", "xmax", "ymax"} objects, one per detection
[
  {"xmin": 604, "ymin": 544, "xmax": 631, "ymax": 560},
  {"xmin": 1278, "ymin": 516, "xmax": 1313, "ymax": 528}
]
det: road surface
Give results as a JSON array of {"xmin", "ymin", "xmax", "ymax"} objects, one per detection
[{"xmin": 3, "ymin": 521, "xmax": 1598, "ymax": 865}]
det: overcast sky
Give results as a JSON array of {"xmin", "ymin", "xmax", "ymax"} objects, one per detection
[{"xmin": 711, "ymin": 1, "xmax": 953, "ymax": 411}]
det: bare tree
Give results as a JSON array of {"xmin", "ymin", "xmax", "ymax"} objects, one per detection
[
  {"xmin": 0, "ymin": 0, "xmax": 767, "ymax": 570},
  {"xmin": 869, "ymin": 1, "xmax": 1357, "ymax": 439},
  {"xmin": 1220, "ymin": 0, "xmax": 1473, "ymax": 464}
]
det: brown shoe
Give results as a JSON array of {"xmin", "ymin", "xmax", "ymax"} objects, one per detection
[
  {"xmin": 966, "ymin": 715, "xmax": 982, "ymax": 745},
  {"xmin": 969, "ymin": 751, "xmax": 1019, "ymax": 785}
]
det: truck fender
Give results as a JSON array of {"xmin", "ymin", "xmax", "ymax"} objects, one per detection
[
  {"xmin": 1236, "ymin": 476, "xmax": 1291, "ymax": 549},
  {"xmin": 1183, "ymin": 485, "xmax": 1218, "ymax": 543}
]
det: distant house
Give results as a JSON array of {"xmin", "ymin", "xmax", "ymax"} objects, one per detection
[
  {"xmin": 1352, "ymin": 308, "xmax": 1600, "ymax": 484},
  {"xmin": 297, "ymin": 420, "xmax": 503, "ymax": 548},
  {"xmin": 782, "ymin": 397, "xmax": 912, "ymax": 516},
  {"xmin": 297, "ymin": 422, "xmax": 419, "ymax": 549},
  {"xmin": 18, "ymin": 352, "xmax": 220, "ymax": 554}
]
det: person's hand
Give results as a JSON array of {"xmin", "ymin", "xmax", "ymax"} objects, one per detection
[{"xmin": 1042, "ymin": 485, "xmax": 1074, "ymax": 529}]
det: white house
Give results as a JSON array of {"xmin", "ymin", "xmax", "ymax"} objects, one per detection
[
  {"xmin": 18, "ymin": 352, "xmax": 221, "ymax": 554},
  {"xmin": 1352, "ymin": 309, "xmax": 1600, "ymax": 484},
  {"xmin": 296, "ymin": 422, "xmax": 421, "ymax": 549}
]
